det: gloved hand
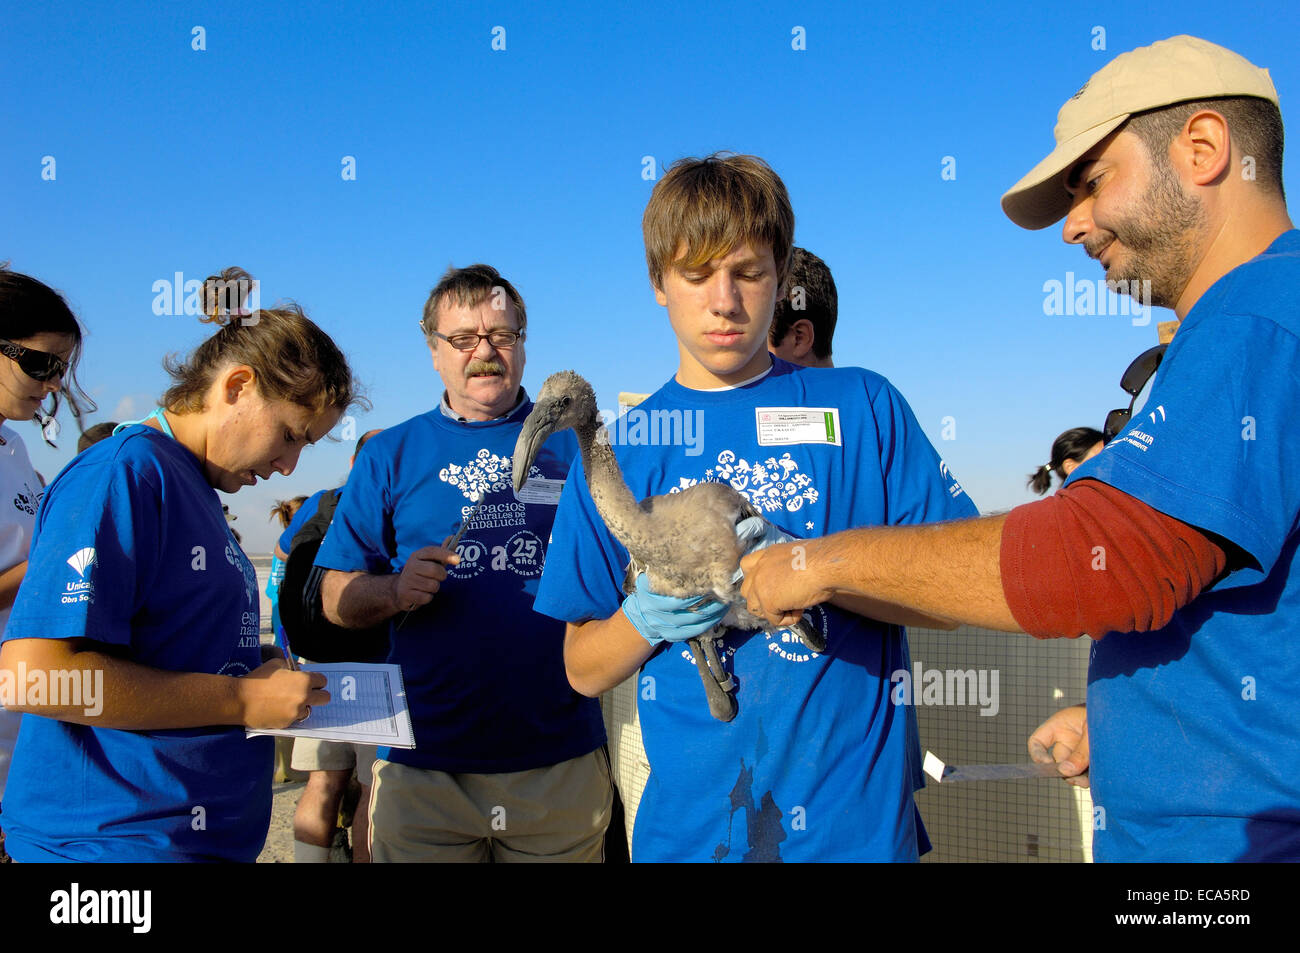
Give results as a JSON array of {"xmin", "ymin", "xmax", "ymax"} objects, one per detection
[
  {"xmin": 733, "ymin": 516, "xmax": 798, "ymax": 583},
  {"xmin": 622, "ymin": 572, "xmax": 730, "ymax": 646}
]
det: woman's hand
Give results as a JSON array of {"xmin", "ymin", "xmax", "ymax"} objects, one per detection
[{"xmin": 236, "ymin": 659, "xmax": 330, "ymax": 730}]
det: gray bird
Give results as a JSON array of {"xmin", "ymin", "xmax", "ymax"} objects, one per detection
[{"xmin": 513, "ymin": 370, "xmax": 824, "ymax": 722}]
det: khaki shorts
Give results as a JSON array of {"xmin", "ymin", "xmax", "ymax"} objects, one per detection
[
  {"xmin": 369, "ymin": 748, "xmax": 613, "ymax": 863},
  {"xmin": 291, "ymin": 738, "xmax": 378, "ymax": 787}
]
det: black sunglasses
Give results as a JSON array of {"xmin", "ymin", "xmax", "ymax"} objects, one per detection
[
  {"xmin": 0, "ymin": 338, "xmax": 70, "ymax": 382},
  {"xmin": 1103, "ymin": 344, "xmax": 1167, "ymax": 441}
]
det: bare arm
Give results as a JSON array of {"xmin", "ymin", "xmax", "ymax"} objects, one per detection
[
  {"xmin": 0, "ymin": 559, "xmax": 26, "ymax": 612},
  {"xmin": 0, "ymin": 637, "xmax": 327, "ymax": 730},
  {"xmin": 564, "ymin": 610, "xmax": 656, "ymax": 698},
  {"xmin": 321, "ymin": 543, "xmax": 460, "ymax": 629},
  {"xmin": 828, "ymin": 592, "xmax": 959, "ymax": 630},
  {"xmin": 322, "ymin": 568, "xmax": 402, "ymax": 628},
  {"xmin": 742, "ymin": 515, "xmax": 1020, "ymax": 632}
]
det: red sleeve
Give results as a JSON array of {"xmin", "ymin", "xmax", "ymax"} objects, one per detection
[{"xmin": 999, "ymin": 479, "xmax": 1227, "ymax": 639}]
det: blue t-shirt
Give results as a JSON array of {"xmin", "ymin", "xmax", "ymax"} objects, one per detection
[
  {"xmin": 1065, "ymin": 230, "xmax": 1300, "ymax": 862},
  {"xmin": 314, "ymin": 400, "xmax": 606, "ymax": 773},
  {"xmin": 0, "ymin": 425, "xmax": 271, "ymax": 862},
  {"xmin": 534, "ymin": 359, "xmax": 976, "ymax": 861}
]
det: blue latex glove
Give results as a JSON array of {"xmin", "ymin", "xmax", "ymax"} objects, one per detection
[
  {"xmin": 622, "ymin": 572, "xmax": 730, "ymax": 646},
  {"xmin": 733, "ymin": 516, "xmax": 798, "ymax": 583}
]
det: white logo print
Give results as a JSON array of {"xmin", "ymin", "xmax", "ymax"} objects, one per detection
[
  {"xmin": 439, "ymin": 448, "xmax": 541, "ymax": 503},
  {"xmin": 939, "ymin": 458, "xmax": 965, "ymax": 499},
  {"xmin": 62, "ymin": 548, "xmax": 96, "ymax": 605},
  {"xmin": 66, "ymin": 548, "xmax": 96, "ymax": 578},
  {"xmin": 669, "ymin": 450, "xmax": 819, "ymax": 513}
]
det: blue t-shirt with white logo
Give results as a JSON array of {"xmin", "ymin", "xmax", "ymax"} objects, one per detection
[
  {"xmin": 0, "ymin": 425, "xmax": 271, "ymax": 862},
  {"xmin": 534, "ymin": 359, "xmax": 976, "ymax": 861},
  {"xmin": 1066, "ymin": 230, "xmax": 1300, "ymax": 861},
  {"xmin": 314, "ymin": 400, "xmax": 605, "ymax": 773}
]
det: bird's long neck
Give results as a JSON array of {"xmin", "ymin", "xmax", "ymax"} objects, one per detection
[{"xmin": 574, "ymin": 415, "xmax": 656, "ymax": 555}]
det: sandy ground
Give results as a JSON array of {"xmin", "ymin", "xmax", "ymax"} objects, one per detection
[
  {"xmin": 253, "ymin": 555, "xmax": 306, "ymax": 864},
  {"xmin": 257, "ymin": 779, "xmax": 305, "ymax": 863}
]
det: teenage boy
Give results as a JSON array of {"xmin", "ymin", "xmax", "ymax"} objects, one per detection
[{"xmin": 534, "ymin": 154, "xmax": 975, "ymax": 861}]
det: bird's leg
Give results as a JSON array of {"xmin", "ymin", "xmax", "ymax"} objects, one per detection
[
  {"xmin": 790, "ymin": 616, "xmax": 827, "ymax": 654},
  {"xmin": 689, "ymin": 627, "xmax": 737, "ymax": 723}
]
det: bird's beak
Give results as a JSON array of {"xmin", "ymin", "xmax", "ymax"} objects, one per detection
[{"xmin": 512, "ymin": 400, "xmax": 562, "ymax": 492}]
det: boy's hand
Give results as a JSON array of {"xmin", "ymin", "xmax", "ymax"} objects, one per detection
[
  {"xmin": 622, "ymin": 573, "xmax": 729, "ymax": 646},
  {"xmin": 1028, "ymin": 704, "xmax": 1090, "ymax": 787},
  {"xmin": 732, "ymin": 515, "xmax": 798, "ymax": 583}
]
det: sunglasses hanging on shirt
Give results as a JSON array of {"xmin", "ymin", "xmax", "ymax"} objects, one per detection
[{"xmin": 1103, "ymin": 344, "xmax": 1167, "ymax": 442}]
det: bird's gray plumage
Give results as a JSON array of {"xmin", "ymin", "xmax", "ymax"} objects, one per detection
[{"xmin": 514, "ymin": 371, "xmax": 824, "ymax": 720}]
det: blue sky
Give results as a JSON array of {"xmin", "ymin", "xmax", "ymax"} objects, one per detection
[{"xmin": 4, "ymin": 0, "xmax": 1297, "ymax": 553}]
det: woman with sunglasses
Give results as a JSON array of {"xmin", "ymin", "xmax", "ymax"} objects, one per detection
[
  {"xmin": 0, "ymin": 268, "xmax": 95, "ymax": 861},
  {"xmin": 0, "ymin": 267, "xmax": 363, "ymax": 862}
]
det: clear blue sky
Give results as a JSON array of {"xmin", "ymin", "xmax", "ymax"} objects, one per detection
[{"xmin": 4, "ymin": 1, "xmax": 1297, "ymax": 553}]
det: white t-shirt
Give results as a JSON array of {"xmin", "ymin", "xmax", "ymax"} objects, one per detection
[{"xmin": 0, "ymin": 423, "xmax": 42, "ymax": 801}]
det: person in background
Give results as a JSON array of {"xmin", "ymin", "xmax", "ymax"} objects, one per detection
[
  {"xmin": 318, "ymin": 264, "xmax": 610, "ymax": 863},
  {"xmin": 0, "ymin": 267, "xmax": 358, "ymax": 861},
  {"xmin": 767, "ymin": 247, "xmax": 837, "ymax": 368},
  {"xmin": 288, "ymin": 428, "xmax": 383, "ymax": 864},
  {"xmin": 75, "ymin": 421, "xmax": 118, "ymax": 454},
  {"xmin": 0, "ymin": 268, "xmax": 95, "ymax": 863},
  {"xmin": 1027, "ymin": 427, "xmax": 1105, "ymax": 495},
  {"xmin": 267, "ymin": 494, "xmax": 309, "ymax": 651}
]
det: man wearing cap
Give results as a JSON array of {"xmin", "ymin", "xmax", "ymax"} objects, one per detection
[{"xmin": 740, "ymin": 35, "xmax": 1298, "ymax": 861}]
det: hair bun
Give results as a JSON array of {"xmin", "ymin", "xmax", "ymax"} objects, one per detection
[{"xmin": 200, "ymin": 266, "xmax": 256, "ymax": 326}]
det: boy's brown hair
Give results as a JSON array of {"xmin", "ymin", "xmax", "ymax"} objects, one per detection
[{"xmin": 643, "ymin": 153, "xmax": 795, "ymax": 291}]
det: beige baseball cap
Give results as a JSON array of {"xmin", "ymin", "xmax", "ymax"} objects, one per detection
[{"xmin": 1001, "ymin": 35, "xmax": 1279, "ymax": 230}]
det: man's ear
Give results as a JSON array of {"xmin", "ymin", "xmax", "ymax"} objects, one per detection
[
  {"xmin": 1176, "ymin": 110, "xmax": 1232, "ymax": 186},
  {"xmin": 791, "ymin": 319, "xmax": 816, "ymax": 360},
  {"xmin": 653, "ymin": 280, "xmax": 668, "ymax": 307}
]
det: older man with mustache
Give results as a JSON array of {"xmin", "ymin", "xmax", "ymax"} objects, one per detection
[{"xmin": 317, "ymin": 264, "xmax": 610, "ymax": 862}]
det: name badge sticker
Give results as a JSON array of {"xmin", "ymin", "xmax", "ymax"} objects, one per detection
[
  {"xmin": 513, "ymin": 477, "xmax": 565, "ymax": 505},
  {"xmin": 755, "ymin": 408, "xmax": 842, "ymax": 447}
]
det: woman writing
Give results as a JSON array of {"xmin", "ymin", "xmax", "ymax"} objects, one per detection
[{"xmin": 0, "ymin": 268, "xmax": 362, "ymax": 862}]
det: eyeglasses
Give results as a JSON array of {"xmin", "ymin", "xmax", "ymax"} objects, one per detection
[
  {"xmin": 0, "ymin": 338, "xmax": 70, "ymax": 382},
  {"xmin": 430, "ymin": 329, "xmax": 524, "ymax": 351},
  {"xmin": 1103, "ymin": 344, "xmax": 1167, "ymax": 441}
]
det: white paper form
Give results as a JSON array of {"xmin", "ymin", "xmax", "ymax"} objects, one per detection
[{"xmin": 247, "ymin": 663, "xmax": 415, "ymax": 748}]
